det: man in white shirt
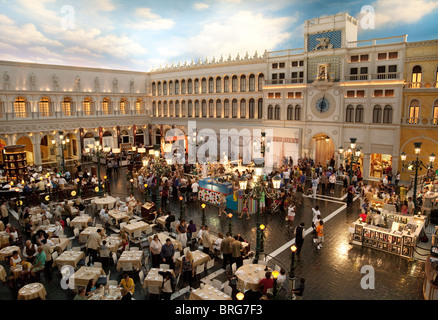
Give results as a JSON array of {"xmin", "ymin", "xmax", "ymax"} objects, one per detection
[
  {"xmin": 283, "ymin": 170, "xmax": 290, "ymax": 186},
  {"xmin": 191, "ymin": 180, "xmax": 199, "ymax": 201}
]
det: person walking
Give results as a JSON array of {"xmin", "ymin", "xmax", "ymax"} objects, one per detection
[
  {"xmin": 316, "ymin": 219, "xmax": 324, "ymax": 249},
  {"xmin": 220, "ymin": 232, "xmax": 234, "ymax": 270},
  {"xmin": 287, "ymin": 202, "xmax": 295, "ymax": 229},
  {"xmin": 311, "ymin": 175, "xmax": 319, "ymax": 198},
  {"xmin": 294, "ymin": 222, "xmax": 305, "ymax": 256}
]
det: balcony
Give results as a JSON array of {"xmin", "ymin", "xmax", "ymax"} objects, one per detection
[
  {"xmin": 267, "ymin": 48, "xmax": 304, "ymax": 58},
  {"xmin": 344, "ymin": 73, "xmax": 402, "ymax": 81},
  {"xmin": 347, "ymin": 35, "xmax": 407, "ymax": 48},
  {"xmin": 405, "ymin": 82, "xmax": 438, "ymax": 89},
  {"xmin": 402, "ymin": 117, "xmax": 438, "ymax": 126},
  {"xmin": 265, "ymin": 78, "xmax": 304, "ymax": 85}
]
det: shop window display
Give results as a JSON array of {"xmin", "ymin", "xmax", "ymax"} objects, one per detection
[{"xmin": 370, "ymin": 153, "xmax": 392, "ymax": 178}]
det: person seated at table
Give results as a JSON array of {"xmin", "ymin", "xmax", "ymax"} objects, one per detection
[
  {"xmin": 8, "ymin": 226, "xmax": 19, "ymax": 244},
  {"xmin": 24, "ymin": 220, "xmax": 33, "ymax": 239},
  {"xmin": 158, "ymin": 270, "xmax": 175, "ymax": 300},
  {"xmin": 30, "ymin": 246, "xmax": 46, "ymax": 278},
  {"xmin": 52, "ymin": 221, "xmax": 62, "ymax": 237},
  {"xmin": 22, "ymin": 207, "xmax": 31, "ymax": 222},
  {"xmin": 23, "ymin": 240, "xmax": 38, "ymax": 262},
  {"xmin": 119, "ymin": 273, "xmax": 135, "ymax": 295},
  {"xmin": 74, "ymin": 287, "xmax": 88, "ymax": 300},
  {"xmin": 187, "ymin": 220, "xmax": 197, "ymax": 243},
  {"xmin": 41, "ymin": 214, "xmax": 50, "ymax": 226},
  {"xmin": 258, "ymin": 271, "xmax": 274, "ymax": 295},
  {"xmin": 126, "ymin": 194, "xmax": 136, "ymax": 206},
  {"xmin": 99, "ymin": 205, "xmax": 108, "ymax": 219},
  {"xmin": 118, "ymin": 232, "xmax": 129, "ymax": 252},
  {"xmin": 19, "ymin": 262, "xmax": 32, "ymax": 286},
  {"xmin": 86, "ymin": 279, "xmax": 97, "ymax": 295},
  {"xmin": 63, "ymin": 200, "xmax": 72, "ymax": 218},
  {"xmin": 9, "ymin": 250, "xmax": 22, "ymax": 267},
  {"xmin": 120, "ymin": 288, "xmax": 132, "ymax": 300}
]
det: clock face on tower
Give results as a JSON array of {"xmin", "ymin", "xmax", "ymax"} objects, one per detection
[{"xmin": 315, "ymin": 96, "xmax": 330, "ymax": 113}]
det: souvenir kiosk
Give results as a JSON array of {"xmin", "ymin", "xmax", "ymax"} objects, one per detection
[
  {"xmin": 349, "ymin": 212, "xmax": 427, "ymax": 259},
  {"xmin": 198, "ymin": 177, "xmax": 237, "ymax": 211},
  {"xmin": 423, "ymin": 226, "xmax": 438, "ymax": 300}
]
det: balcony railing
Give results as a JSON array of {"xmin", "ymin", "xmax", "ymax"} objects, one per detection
[
  {"xmin": 402, "ymin": 117, "xmax": 438, "ymax": 125},
  {"xmin": 347, "ymin": 35, "xmax": 407, "ymax": 48},
  {"xmin": 267, "ymin": 48, "xmax": 304, "ymax": 58},
  {"xmin": 405, "ymin": 82, "xmax": 438, "ymax": 89},
  {"xmin": 344, "ymin": 73, "xmax": 402, "ymax": 81},
  {"xmin": 265, "ymin": 78, "xmax": 304, "ymax": 85}
]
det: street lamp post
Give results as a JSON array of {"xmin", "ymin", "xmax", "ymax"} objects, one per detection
[
  {"xmin": 239, "ymin": 173, "xmax": 280, "ymax": 263},
  {"xmin": 201, "ymin": 203, "xmax": 206, "ymax": 226},
  {"xmin": 227, "ymin": 213, "xmax": 233, "ymax": 236},
  {"xmin": 272, "ymin": 270, "xmax": 279, "ymax": 299},
  {"xmin": 51, "ymin": 131, "xmax": 70, "ymax": 173},
  {"xmin": 400, "ymin": 142, "xmax": 436, "ymax": 211},
  {"xmin": 179, "ymin": 196, "xmax": 185, "ymax": 221},
  {"xmin": 289, "ymin": 244, "xmax": 297, "ymax": 299},
  {"xmin": 338, "ymin": 138, "xmax": 363, "ymax": 185}
]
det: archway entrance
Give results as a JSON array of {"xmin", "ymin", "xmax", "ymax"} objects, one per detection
[
  {"xmin": 309, "ymin": 134, "xmax": 335, "ymax": 168},
  {"xmin": 40, "ymin": 134, "xmax": 56, "ymax": 163},
  {"xmin": 16, "ymin": 136, "xmax": 34, "ymax": 165}
]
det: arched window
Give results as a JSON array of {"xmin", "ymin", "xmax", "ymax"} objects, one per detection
[
  {"xmin": 411, "ymin": 65, "xmax": 422, "ymax": 88},
  {"xmin": 294, "ymin": 105, "xmax": 301, "ymax": 121},
  {"xmin": 258, "ymin": 74, "xmax": 264, "ymax": 91},
  {"xmin": 372, "ymin": 105, "xmax": 382, "ymax": 123},
  {"xmin": 83, "ymin": 97, "xmax": 92, "ymax": 116},
  {"xmin": 216, "ymin": 77, "xmax": 221, "ymax": 93},
  {"xmin": 136, "ymin": 98, "xmax": 143, "ymax": 114},
  {"xmin": 258, "ymin": 99, "xmax": 263, "ymax": 119},
  {"xmin": 157, "ymin": 101, "xmax": 162, "ymax": 117},
  {"xmin": 62, "ymin": 97, "xmax": 72, "ymax": 116},
  {"xmin": 175, "ymin": 80, "xmax": 180, "ymax": 95},
  {"xmin": 267, "ymin": 105, "xmax": 273, "ymax": 120},
  {"xmin": 216, "ymin": 100, "xmax": 222, "ymax": 118},
  {"xmin": 224, "ymin": 76, "xmax": 230, "ymax": 93},
  {"xmin": 181, "ymin": 101, "xmax": 187, "ymax": 117},
  {"xmin": 383, "ymin": 105, "xmax": 393, "ymax": 124},
  {"xmin": 240, "ymin": 75, "xmax": 246, "ymax": 92},
  {"xmin": 152, "ymin": 82, "xmax": 156, "ymax": 96},
  {"xmin": 119, "ymin": 98, "xmax": 127, "ymax": 115},
  {"xmin": 355, "ymin": 105, "xmax": 364, "ymax": 123},
  {"xmin": 209, "ymin": 77, "xmax": 214, "ymax": 93},
  {"xmin": 201, "ymin": 78, "xmax": 207, "ymax": 94},
  {"xmin": 162, "ymin": 100, "xmax": 169, "ymax": 116},
  {"xmin": 175, "ymin": 100, "xmax": 180, "ymax": 117},
  {"xmin": 240, "ymin": 99, "xmax": 246, "ymax": 118},
  {"xmin": 224, "ymin": 99, "xmax": 229, "ymax": 118},
  {"xmin": 432, "ymin": 99, "xmax": 438, "ymax": 125},
  {"xmin": 168, "ymin": 81, "xmax": 173, "ymax": 95},
  {"xmin": 195, "ymin": 100, "xmax": 200, "ymax": 117},
  {"xmin": 157, "ymin": 82, "xmax": 162, "ymax": 95},
  {"xmin": 232, "ymin": 99, "xmax": 238, "ymax": 118},
  {"xmin": 249, "ymin": 74, "xmax": 256, "ymax": 92},
  {"xmin": 181, "ymin": 80, "xmax": 186, "ymax": 94},
  {"xmin": 209, "ymin": 100, "xmax": 214, "ymax": 118},
  {"xmin": 169, "ymin": 101, "xmax": 174, "ymax": 117},
  {"xmin": 249, "ymin": 99, "xmax": 255, "ymax": 119},
  {"xmin": 39, "ymin": 97, "xmax": 52, "ymax": 117},
  {"xmin": 102, "ymin": 97, "xmax": 111, "ymax": 115},
  {"xmin": 346, "ymin": 105, "xmax": 354, "ymax": 122},
  {"xmin": 194, "ymin": 79, "xmax": 200, "ymax": 94},
  {"xmin": 287, "ymin": 105, "xmax": 293, "ymax": 120},
  {"xmin": 14, "ymin": 97, "xmax": 28, "ymax": 118},
  {"xmin": 187, "ymin": 79, "xmax": 193, "ymax": 94},
  {"xmin": 232, "ymin": 76, "xmax": 238, "ymax": 92},
  {"xmin": 152, "ymin": 101, "xmax": 157, "ymax": 117},
  {"xmin": 187, "ymin": 100, "xmax": 193, "ymax": 117},
  {"xmin": 409, "ymin": 99, "xmax": 420, "ymax": 124},
  {"xmin": 274, "ymin": 105, "xmax": 281, "ymax": 120},
  {"xmin": 163, "ymin": 81, "xmax": 167, "ymax": 95},
  {"xmin": 201, "ymin": 100, "xmax": 207, "ymax": 117}
]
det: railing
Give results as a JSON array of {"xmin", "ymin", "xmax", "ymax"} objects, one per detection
[
  {"xmin": 265, "ymin": 78, "xmax": 304, "ymax": 85},
  {"xmin": 405, "ymin": 82, "xmax": 438, "ymax": 89},
  {"xmin": 267, "ymin": 48, "xmax": 304, "ymax": 58},
  {"xmin": 347, "ymin": 35, "xmax": 407, "ymax": 48},
  {"xmin": 344, "ymin": 73, "xmax": 402, "ymax": 81},
  {"xmin": 402, "ymin": 117, "xmax": 438, "ymax": 125}
]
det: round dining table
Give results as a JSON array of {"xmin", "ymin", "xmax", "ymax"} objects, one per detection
[
  {"xmin": 17, "ymin": 283, "xmax": 47, "ymax": 300},
  {"xmin": 235, "ymin": 264, "xmax": 271, "ymax": 291},
  {"xmin": 0, "ymin": 265, "xmax": 6, "ymax": 282}
]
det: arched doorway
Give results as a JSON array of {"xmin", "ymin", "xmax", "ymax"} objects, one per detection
[
  {"xmin": 120, "ymin": 130, "xmax": 130, "ymax": 144},
  {"xmin": 309, "ymin": 134, "xmax": 335, "ymax": 167},
  {"xmin": 65, "ymin": 133, "xmax": 78, "ymax": 161},
  {"xmin": 83, "ymin": 132, "xmax": 96, "ymax": 150},
  {"xmin": 16, "ymin": 136, "xmax": 34, "ymax": 165},
  {"xmin": 135, "ymin": 129, "xmax": 144, "ymax": 146},
  {"xmin": 40, "ymin": 134, "xmax": 56, "ymax": 163},
  {"xmin": 102, "ymin": 131, "xmax": 113, "ymax": 149}
]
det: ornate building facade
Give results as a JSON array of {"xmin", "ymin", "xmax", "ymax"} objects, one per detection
[{"xmin": 0, "ymin": 12, "xmax": 436, "ymax": 183}]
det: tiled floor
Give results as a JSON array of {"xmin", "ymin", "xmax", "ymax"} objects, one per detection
[{"xmin": 0, "ymin": 165, "xmax": 428, "ymax": 300}]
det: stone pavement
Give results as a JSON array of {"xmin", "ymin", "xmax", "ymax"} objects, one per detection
[{"xmin": 0, "ymin": 165, "xmax": 428, "ymax": 300}]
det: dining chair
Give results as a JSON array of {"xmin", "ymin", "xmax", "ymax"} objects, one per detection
[
  {"xmin": 112, "ymin": 252, "xmax": 118, "ymax": 266},
  {"xmin": 73, "ymin": 228, "xmax": 79, "ymax": 238},
  {"xmin": 72, "ymin": 246, "xmax": 81, "ymax": 251},
  {"xmin": 119, "ymin": 222, "xmax": 127, "ymax": 230},
  {"xmin": 236, "ymin": 280, "xmax": 246, "ymax": 293},
  {"xmin": 173, "ymin": 251, "xmax": 180, "ymax": 259},
  {"xmin": 51, "ymin": 251, "xmax": 58, "ymax": 261},
  {"xmin": 195, "ymin": 263, "xmax": 205, "ymax": 282},
  {"xmin": 223, "ymin": 285, "xmax": 233, "ymax": 297},
  {"xmin": 231, "ymin": 263, "xmax": 237, "ymax": 275},
  {"xmin": 205, "ymin": 259, "xmax": 215, "ymax": 272},
  {"xmin": 95, "ymin": 224, "xmax": 103, "ymax": 228},
  {"xmin": 138, "ymin": 270, "xmax": 145, "ymax": 287},
  {"xmin": 130, "ymin": 247, "xmax": 139, "ymax": 251},
  {"xmin": 211, "ymin": 279, "xmax": 222, "ymax": 290},
  {"xmin": 147, "ymin": 285, "xmax": 161, "ymax": 299},
  {"xmin": 183, "ymin": 247, "xmax": 190, "ymax": 255},
  {"xmin": 66, "ymin": 217, "xmax": 71, "ymax": 227},
  {"xmin": 144, "ymin": 255, "xmax": 150, "ymax": 272}
]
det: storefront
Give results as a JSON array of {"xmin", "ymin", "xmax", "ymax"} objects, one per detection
[{"xmin": 370, "ymin": 153, "xmax": 393, "ymax": 179}]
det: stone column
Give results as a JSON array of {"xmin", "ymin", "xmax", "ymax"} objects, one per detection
[{"xmin": 34, "ymin": 134, "xmax": 42, "ymax": 165}]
